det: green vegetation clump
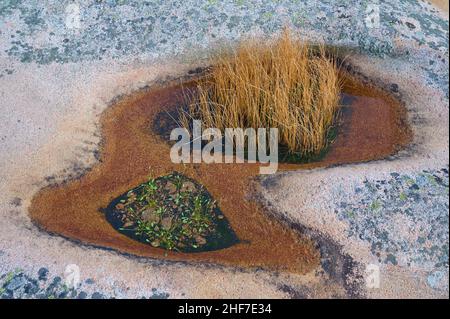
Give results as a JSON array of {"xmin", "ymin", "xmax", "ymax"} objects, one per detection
[{"xmin": 106, "ymin": 172, "xmax": 238, "ymax": 252}]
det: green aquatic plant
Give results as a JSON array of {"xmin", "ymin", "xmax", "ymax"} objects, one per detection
[{"xmin": 108, "ymin": 172, "xmax": 237, "ymax": 252}]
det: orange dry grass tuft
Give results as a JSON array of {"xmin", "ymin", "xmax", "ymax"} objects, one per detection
[{"xmin": 181, "ymin": 30, "xmax": 342, "ymax": 157}]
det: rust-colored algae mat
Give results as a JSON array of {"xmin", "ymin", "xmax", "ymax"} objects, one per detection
[{"xmin": 29, "ymin": 73, "xmax": 411, "ymax": 274}]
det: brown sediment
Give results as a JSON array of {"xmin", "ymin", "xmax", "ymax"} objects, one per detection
[{"xmin": 29, "ymin": 72, "xmax": 411, "ymax": 274}]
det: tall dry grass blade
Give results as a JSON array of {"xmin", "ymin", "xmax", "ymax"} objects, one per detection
[{"xmin": 182, "ymin": 29, "xmax": 342, "ymax": 157}]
